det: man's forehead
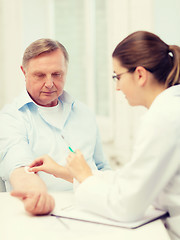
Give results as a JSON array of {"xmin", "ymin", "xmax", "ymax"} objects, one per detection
[{"xmin": 26, "ymin": 51, "xmax": 67, "ymax": 73}]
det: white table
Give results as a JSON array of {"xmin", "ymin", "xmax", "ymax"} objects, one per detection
[{"xmin": 0, "ymin": 192, "xmax": 170, "ymax": 240}]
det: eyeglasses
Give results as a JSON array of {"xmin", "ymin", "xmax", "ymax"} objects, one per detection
[{"xmin": 112, "ymin": 71, "xmax": 129, "ymax": 82}]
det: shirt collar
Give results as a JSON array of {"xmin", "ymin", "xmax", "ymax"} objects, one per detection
[
  {"xmin": 59, "ymin": 90, "xmax": 75, "ymax": 106},
  {"xmin": 17, "ymin": 89, "xmax": 75, "ymax": 110}
]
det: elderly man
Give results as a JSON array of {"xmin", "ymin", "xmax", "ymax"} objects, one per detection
[{"xmin": 0, "ymin": 39, "xmax": 110, "ymax": 215}]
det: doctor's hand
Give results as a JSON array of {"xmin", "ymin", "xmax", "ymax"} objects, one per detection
[
  {"xmin": 28, "ymin": 155, "xmax": 60, "ymax": 177},
  {"xmin": 66, "ymin": 149, "xmax": 93, "ymax": 183},
  {"xmin": 11, "ymin": 191, "xmax": 55, "ymax": 215},
  {"xmin": 28, "ymin": 155, "xmax": 73, "ymax": 182}
]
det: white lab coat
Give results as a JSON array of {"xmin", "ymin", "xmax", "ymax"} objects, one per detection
[{"xmin": 75, "ymin": 85, "xmax": 180, "ymax": 239}]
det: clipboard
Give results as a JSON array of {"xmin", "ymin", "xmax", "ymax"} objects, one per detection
[{"xmin": 51, "ymin": 205, "xmax": 168, "ymax": 229}]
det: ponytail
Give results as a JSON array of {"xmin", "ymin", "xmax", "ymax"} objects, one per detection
[
  {"xmin": 112, "ymin": 31, "xmax": 180, "ymax": 89},
  {"xmin": 166, "ymin": 45, "xmax": 180, "ymax": 87}
]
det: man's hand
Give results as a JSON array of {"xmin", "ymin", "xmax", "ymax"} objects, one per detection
[
  {"xmin": 10, "ymin": 167, "xmax": 55, "ymax": 215},
  {"xmin": 66, "ymin": 149, "xmax": 93, "ymax": 183},
  {"xmin": 11, "ymin": 191, "xmax": 55, "ymax": 215}
]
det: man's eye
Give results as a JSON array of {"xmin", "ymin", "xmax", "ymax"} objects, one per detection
[
  {"xmin": 52, "ymin": 73, "xmax": 62, "ymax": 77},
  {"xmin": 36, "ymin": 74, "xmax": 45, "ymax": 78}
]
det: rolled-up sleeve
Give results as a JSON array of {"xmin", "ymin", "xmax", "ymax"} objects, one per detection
[{"xmin": 0, "ymin": 110, "xmax": 34, "ymax": 181}]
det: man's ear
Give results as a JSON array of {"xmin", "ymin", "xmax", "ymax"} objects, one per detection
[
  {"xmin": 20, "ymin": 66, "xmax": 26, "ymax": 76},
  {"xmin": 135, "ymin": 66, "xmax": 148, "ymax": 87}
]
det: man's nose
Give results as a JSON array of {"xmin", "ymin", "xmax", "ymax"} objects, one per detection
[{"xmin": 45, "ymin": 76, "xmax": 54, "ymax": 88}]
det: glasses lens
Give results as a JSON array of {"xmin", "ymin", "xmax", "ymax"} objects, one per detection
[{"xmin": 112, "ymin": 74, "xmax": 117, "ymax": 81}]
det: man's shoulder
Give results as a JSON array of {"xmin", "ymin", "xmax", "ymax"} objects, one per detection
[
  {"xmin": 0, "ymin": 90, "xmax": 32, "ymax": 118},
  {"xmin": 61, "ymin": 91, "xmax": 96, "ymax": 117},
  {"xmin": 73, "ymin": 99, "xmax": 95, "ymax": 117},
  {"xmin": 0, "ymin": 100, "xmax": 18, "ymax": 116}
]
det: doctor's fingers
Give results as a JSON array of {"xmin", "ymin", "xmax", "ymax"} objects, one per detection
[
  {"xmin": 29, "ymin": 158, "xmax": 44, "ymax": 168},
  {"xmin": 28, "ymin": 166, "xmax": 44, "ymax": 173},
  {"xmin": 67, "ymin": 150, "xmax": 82, "ymax": 161}
]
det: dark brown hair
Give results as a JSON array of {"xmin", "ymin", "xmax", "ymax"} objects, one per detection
[
  {"xmin": 112, "ymin": 31, "xmax": 180, "ymax": 88},
  {"xmin": 22, "ymin": 38, "xmax": 69, "ymax": 69}
]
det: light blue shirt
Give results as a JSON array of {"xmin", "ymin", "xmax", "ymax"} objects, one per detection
[{"xmin": 0, "ymin": 89, "xmax": 110, "ymax": 191}]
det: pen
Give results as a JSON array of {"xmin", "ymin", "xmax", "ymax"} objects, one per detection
[
  {"xmin": 51, "ymin": 214, "xmax": 70, "ymax": 230},
  {"xmin": 61, "ymin": 134, "xmax": 75, "ymax": 153}
]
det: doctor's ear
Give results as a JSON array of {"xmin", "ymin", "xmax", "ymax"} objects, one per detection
[{"xmin": 134, "ymin": 66, "xmax": 148, "ymax": 87}]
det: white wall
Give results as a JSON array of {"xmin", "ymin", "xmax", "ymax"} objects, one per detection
[
  {"xmin": 107, "ymin": 0, "xmax": 152, "ymax": 164},
  {"xmin": 0, "ymin": 0, "xmax": 24, "ymax": 108},
  {"xmin": 154, "ymin": 0, "xmax": 180, "ymax": 45},
  {"xmin": 22, "ymin": 0, "xmax": 54, "ymax": 48},
  {"xmin": 0, "ymin": 0, "xmax": 53, "ymax": 108}
]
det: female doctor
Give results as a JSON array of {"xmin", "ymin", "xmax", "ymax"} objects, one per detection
[{"xmin": 28, "ymin": 31, "xmax": 180, "ymax": 240}]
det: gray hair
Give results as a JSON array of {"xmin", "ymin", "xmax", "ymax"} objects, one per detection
[{"xmin": 22, "ymin": 38, "xmax": 69, "ymax": 69}]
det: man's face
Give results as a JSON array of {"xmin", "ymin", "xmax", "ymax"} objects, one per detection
[{"xmin": 22, "ymin": 49, "xmax": 67, "ymax": 107}]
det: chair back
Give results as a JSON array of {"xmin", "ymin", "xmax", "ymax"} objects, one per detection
[{"xmin": 0, "ymin": 177, "xmax": 6, "ymax": 192}]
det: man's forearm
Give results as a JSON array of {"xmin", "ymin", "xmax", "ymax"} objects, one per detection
[
  {"xmin": 10, "ymin": 167, "xmax": 55, "ymax": 215},
  {"xmin": 10, "ymin": 167, "xmax": 47, "ymax": 192}
]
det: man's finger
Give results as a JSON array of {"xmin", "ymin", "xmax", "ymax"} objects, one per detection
[{"xmin": 11, "ymin": 191, "xmax": 31, "ymax": 199}]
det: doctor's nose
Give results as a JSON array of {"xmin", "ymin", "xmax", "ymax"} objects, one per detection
[{"xmin": 116, "ymin": 82, "xmax": 121, "ymax": 91}]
